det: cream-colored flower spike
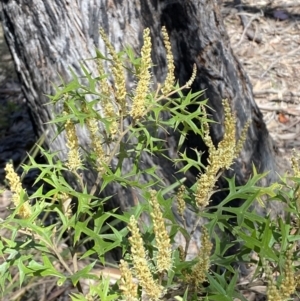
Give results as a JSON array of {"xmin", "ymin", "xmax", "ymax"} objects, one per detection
[
  {"xmin": 99, "ymin": 28, "xmax": 127, "ymax": 112},
  {"xmin": 5, "ymin": 163, "xmax": 31, "ymax": 219},
  {"xmin": 195, "ymin": 100, "xmax": 249, "ymax": 209},
  {"xmin": 128, "ymin": 215, "xmax": 162, "ymax": 301},
  {"xmin": 130, "ymin": 28, "xmax": 152, "ymax": 120},
  {"xmin": 64, "ymin": 111, "xmax": 82, "ymax": 171},
  {"xmin": 149, "ymin": 189, "xmax": 172, "ymax": 272},
  {"xmin": 185, "ymin": 226, "xmax": 212, "ymax": 286},
  {"xmin": 82, "ymin": 103, "xmax": 108, "ymax": 174},
  {"xmin": 97, "ymin": 60, "xmax": 119, "ymax": 137},
  {"xmin": 161, "ymin": 26, "xmax": 175, "ymax": 95},
  {"xmin": 119, "ymin": 259, "xmax": 139, "ymax": 301}
]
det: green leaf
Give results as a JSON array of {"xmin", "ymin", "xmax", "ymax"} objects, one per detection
[
  {"xmin": 206, "ymin": 272, "xmax": 227, "ymax": 295},
  {"xmin": 70, "ymin": 261, "xmax": 97, "ymax": 285},
  {"xmin": 70, "ymin": 293, "xmax": 88, "ymax": 301},
  {"xmin": 226, "ymin": 271, "xmax": 238, "ymax": 297},
  {"xmin": 89, "ymin": 276, "xmax": 119, "ymax": 301}
]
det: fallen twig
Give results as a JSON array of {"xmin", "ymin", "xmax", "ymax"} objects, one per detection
[
  {"xmin": 254, "ymin": 90, "xmax": 300, "ymax": 97},
  {"xmin": 258, "ymin": 104, "xmax": 300, "ymax": 116},
  {"xmin": 234, "ymin": 0, "xmax": 262, "ymax": 44}
]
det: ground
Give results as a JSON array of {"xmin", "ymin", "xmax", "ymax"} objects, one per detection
[
  {"xmin": 224, "ymin": 0, "xmax": 300, "ymax": 161},
  {"xmin": 0, "ymin": 0, "xmax": 299, "ymax": 300}
]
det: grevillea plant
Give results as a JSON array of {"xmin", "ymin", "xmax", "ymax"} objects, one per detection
[{"xmin": 1, "ymin": 27, "xmax": 300, "ymax": 301}]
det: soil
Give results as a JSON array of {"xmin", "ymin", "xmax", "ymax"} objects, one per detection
[{"xmin": 0, "ymin": 0, "xmax": 300, "ymax": 300}]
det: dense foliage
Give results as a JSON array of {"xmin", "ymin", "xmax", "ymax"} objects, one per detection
[{"xmin": 1, "ymin": 27, "xmax": 300, "ymax": 301}]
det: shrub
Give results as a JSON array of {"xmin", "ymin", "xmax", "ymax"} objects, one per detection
[{"xmin": 0, "ymin": 27, "xmax": 299, "ymax": 301}]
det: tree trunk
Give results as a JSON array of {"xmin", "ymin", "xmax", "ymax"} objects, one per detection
[{"xmin": 1, "ymin": 0, "xmax": 279, "ymax": 253}]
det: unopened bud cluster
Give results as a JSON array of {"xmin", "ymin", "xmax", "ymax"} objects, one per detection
[
  {"xmin": 176, "ymin": 185, "xmax": 186, "ymax": 218},
  {"xmin": 267, "ymin": 249, "xmax": 297, "ymax": 301}
]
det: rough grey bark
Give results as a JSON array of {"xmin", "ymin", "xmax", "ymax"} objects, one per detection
[{"xmin": 1, "ymin": 0, "xmax": 279, "ymax": 254}]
